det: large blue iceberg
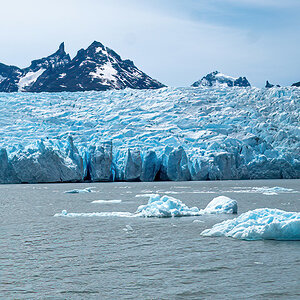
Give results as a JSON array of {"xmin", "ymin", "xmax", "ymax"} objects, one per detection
[
  {"xmin": 1, "ymin": 86, "xmax": 300, "ymax": 183},
  {"xmin": 201, "ymin": 208, "xmax": 300, "ymax": 240}
]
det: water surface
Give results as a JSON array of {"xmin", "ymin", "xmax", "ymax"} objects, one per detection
[{"xmin": 1, "ymin": 179, "xmax": 300, "ymax": 299}]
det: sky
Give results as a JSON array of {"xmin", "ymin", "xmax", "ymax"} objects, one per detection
[{"xmin": 0, "ymin": 0, "xmax": 299, "ymax": 87}]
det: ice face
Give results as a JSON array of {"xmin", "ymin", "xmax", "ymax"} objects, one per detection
[
  {"xmin": 1, "ymin": 86, "xmax": 300, "ymax": 183},
  {"xmin": 201, "ymin": 208, "xmax": 300, "ymax": 240}
]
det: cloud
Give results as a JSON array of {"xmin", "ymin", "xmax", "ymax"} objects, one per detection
[{"xmin": 0, "ymin": 0, "xmax": 299, "ymax": 87}]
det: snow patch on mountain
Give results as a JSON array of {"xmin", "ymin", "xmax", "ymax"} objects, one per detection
[{"xmin": 18, "ymin": 68, "xmax": 46, "ymax": 91}]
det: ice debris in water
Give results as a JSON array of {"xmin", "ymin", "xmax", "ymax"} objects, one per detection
[
  {"xmin": 64, "ymin": 187, "xmax": 95, "ymax": 194},
  {"xmin": 201, "ymin": 208, "xmax": 300, "ymax": 241},
  {"xmin": 123, "ymin": 225, "xmax": 134, "ymax": 232},
  {"xmin": 252, "ymin": 186, "xmax": 295, "ymax": 195},
  {"xmin": 54, "ymin": 211, "xmax": 133, "ymax": 218},
  {"xmin": 91, "ymin": 200, "xmax": 122, "ymax": 204}
]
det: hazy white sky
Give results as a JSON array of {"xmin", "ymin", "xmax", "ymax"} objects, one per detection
[{"xmin": 1, "ymin": 0, "xmax": 299, "ymax": 87}]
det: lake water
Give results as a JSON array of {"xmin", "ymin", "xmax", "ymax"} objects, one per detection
[{"xmin": 1, "ymin": 179, "xmax": 300, "ymax": 299}]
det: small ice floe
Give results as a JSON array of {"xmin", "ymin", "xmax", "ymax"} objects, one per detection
[
  {"xmin": 135, "ymin": 193, "xmax": 158, "ymax": 198},
  {"xmin": 201, "ymin": 196, "xmax": 238, "ymax": 214},
  {"xmin": 91, "ymin": 200, "xmax": 122, "ymax": 204},
  {"xmin": 123, "ymin": 224, "xmax": 134, "ymax": 232},
  {"xmin": 201, "ymin": 208, "xmax": 300, "ymax": 241},
  {"xmin": 252, "ymin": 186, "xmax": 295, "ymax": 195},
  {"xmin": 193, "ymin": 220, "xmax": 204, "ymax": 223},
  {"xmin": 64, "ymin": 187, "xmax": 95, "ymax": 194},
  {"xmin": 54, "ymin": 210, "xmax": 133, "ymax": 218}
]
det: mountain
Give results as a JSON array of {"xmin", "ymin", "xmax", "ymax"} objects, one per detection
[
  {"xmin": 292, "ymin": 81, "xmax": 300, "ymax": 87},
  {"xmin": 192, "ymin": 71, "xmax": 251, "ymax": 88},
  {"xmin": 265, "ymin": 80, "xmax": 280, "ymax": 88},
  {"xmin": 0, "ymin": 41, "xmax": 165, "ymax": 92}
]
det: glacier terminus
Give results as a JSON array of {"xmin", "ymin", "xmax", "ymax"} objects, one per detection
[{"xmin": 0, "ymin": 86, "xmax": 299, "ymax": 183}]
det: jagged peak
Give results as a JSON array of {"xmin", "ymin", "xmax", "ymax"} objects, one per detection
[{"xmin": 88, "ymin": 41, "xmax": 105, "ymax": 50}]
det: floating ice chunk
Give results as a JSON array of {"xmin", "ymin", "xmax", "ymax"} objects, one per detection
[
  {"xmin": 91, "ymin": 199, "xmax": 122, "ymax": 204},
  {"xmin": 201, "ymin": 208, "xmax": 300, "ymax": 240},
  {"xmin": 253, "ymin": 187, "xmax": 295, "ymax": 195},
  {"xmin": 64, "ymin": 187, "xmax": 95, "ymax": 194},
  {"xmin": 135, "ymin": 193, "xmax": 158, "ymax": 198},
  {"xmin": 201, "ymin": 196, "xmax": 238, "ymax": 214},
  {"xmin": 55, "ymin": 194, "xmax": 238, "ymax": 219},
  {"xmin": 193, "ymin": 219, "xmax": 204, "ymax": 223},
  {"xmin": 135, "ymin": 194, "xmax": 200, "ymax": 217},
  {"xmin": 123, "ymin": 224, "xmax": 134, "ymax": 232},
  {"xmin": 54, "ymin": 210, "xmax": 133, "ymax": 217}
]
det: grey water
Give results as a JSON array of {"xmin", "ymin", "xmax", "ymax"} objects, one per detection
[{"xmin": 1, "ymin": 179, "xmax": 300, "ymax": 299}]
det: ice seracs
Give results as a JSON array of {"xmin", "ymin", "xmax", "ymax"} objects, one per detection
[{"xmin": 201, "ymin": 208, "xmax": 300, "ymax": 240}]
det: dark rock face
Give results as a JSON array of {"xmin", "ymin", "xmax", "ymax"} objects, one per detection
[
  {"xmin": 265, "ymin": 81, "xmax": 280, "ymax": 88},
  {"xmin": 0, "ymin": 41, "xmax": 165, "ymax": 92},
  {"xmin": 192, "ymin": 71, "xmax": 251, "ymax": 88},
  {"xmin": 292, "ymin": 81, "xmax": 300, "ymax": 87}
]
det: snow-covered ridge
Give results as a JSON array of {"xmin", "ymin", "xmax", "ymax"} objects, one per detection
[
  {"xmin": 192, "ymin": 71, "xmax": 251, "ymax": 88},
  {"xmin": 0, "ymin": 86, "xmax": 299, "ymax": 183},
  {"xmin": 0, "ymin": 41, "xmax": 164, "ymax": 92}
]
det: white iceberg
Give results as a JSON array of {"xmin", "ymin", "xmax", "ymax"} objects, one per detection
[
  {"xmin": 202, "ymin": 196, "xmax": 237, "ymax": 214},
  {"xmin": 135, "ymin": 194, "xmax": 200, "ymax": 217},
  {"xmin": 135, "ymin": 194, "xmax": 237, "ymax": 217},
  {"xmin": 201, "ymin": 208, "xmax": 300, "ymax": 241}
]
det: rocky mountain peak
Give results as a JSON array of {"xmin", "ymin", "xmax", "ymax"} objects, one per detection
[{"xmin": 192, "ymin": 71, "xmax": 251, "ymax": 88}]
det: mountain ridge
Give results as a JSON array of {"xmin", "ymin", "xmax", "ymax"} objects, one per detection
[{"xmin": 0, "ymin": 41, "xmax": 165, "ymax": 92}]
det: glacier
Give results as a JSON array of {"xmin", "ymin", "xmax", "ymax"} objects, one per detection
[
  {"xmin": 201, "ymin": 208, "xmax": 300, "ymax": 240},
  {"xmin": 0, "ymin": 86, "xmax": 299, "ymax": 183}
]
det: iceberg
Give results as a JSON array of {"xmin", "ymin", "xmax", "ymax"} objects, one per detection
[
  {"xmin": 202, "ymin": 196, "xmax": 237, "ymax": 214},
  {"xmin": 55, "ymin": 194, "xmax": 238, "ymax": 218},
  {"xmin": 135, "ymin": 194, "xmax": 200, "ymax": 217},
  {"xmin": 91, "ymin": 199, "xmax": 122, "ymax": 204},
  {"xmin": 201, "ymin": 208, "xmax": 300, "ymax": 240}
]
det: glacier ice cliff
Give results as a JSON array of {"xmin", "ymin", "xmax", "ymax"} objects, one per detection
[
  {"xmin": 201, "ymin": 208, "xmax": 300, "ymax": 240},
  {"xmin": 0, "ymin": 86, "xmax": 299, "ymax": 183}
]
